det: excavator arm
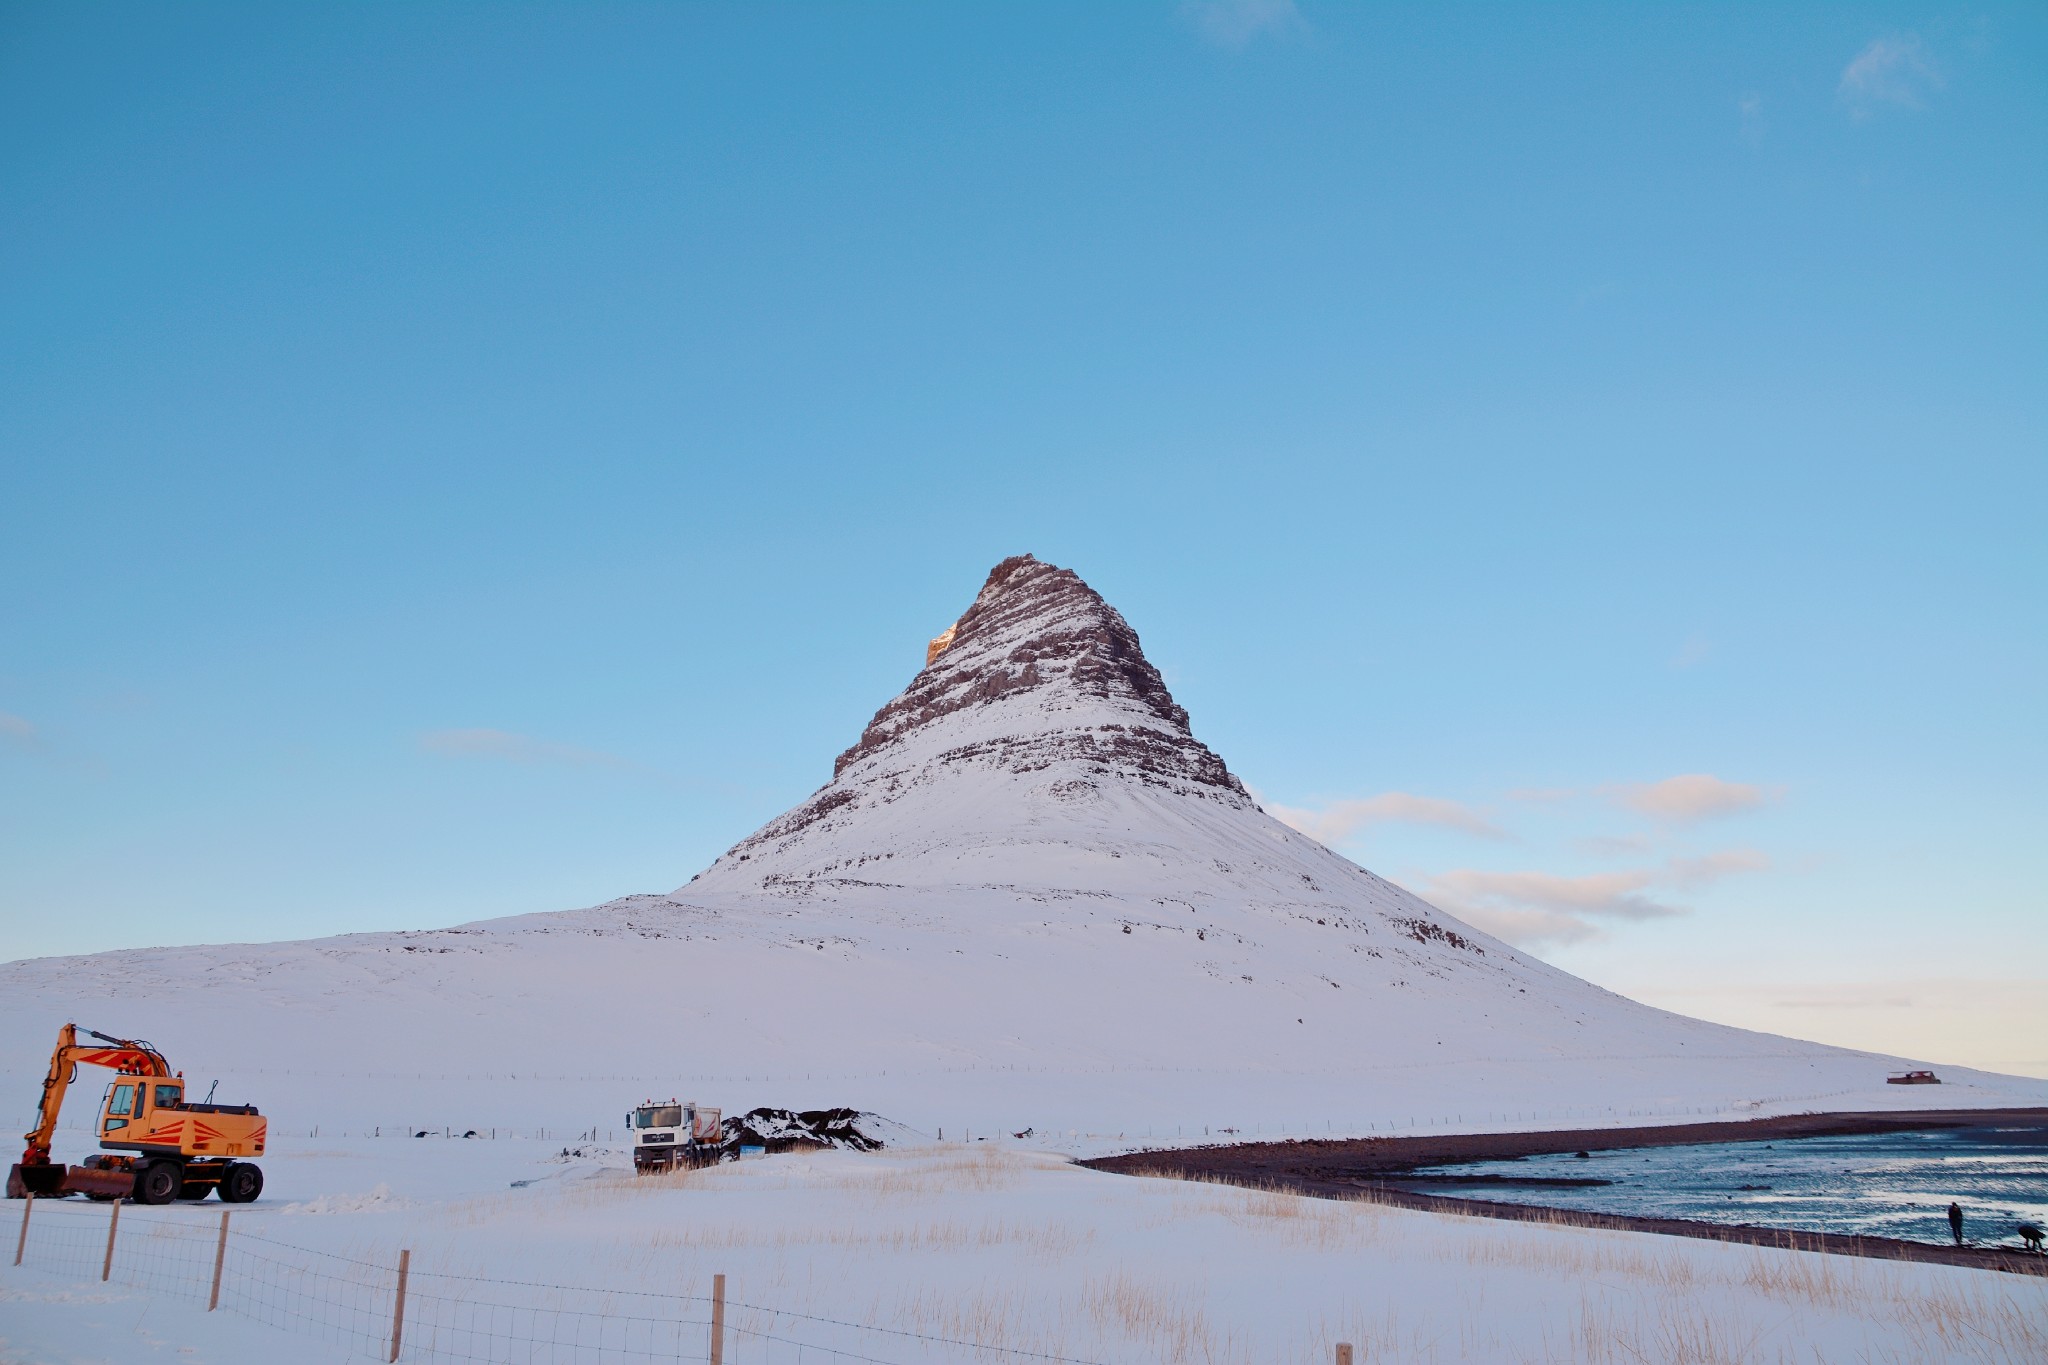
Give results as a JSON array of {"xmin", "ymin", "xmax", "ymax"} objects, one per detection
[{"xmin": 19, "ymin": 1023, "xmax": 172, "ymax": 1170}]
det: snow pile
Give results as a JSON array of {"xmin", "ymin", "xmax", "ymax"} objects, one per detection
[
  {"xmin": 279, "ymin": 1182, "xmax": 404, "ymax": 1215},
  {"xmin": 2, "ymin": 554, "xmax": 2044, "ymax": 1139}
]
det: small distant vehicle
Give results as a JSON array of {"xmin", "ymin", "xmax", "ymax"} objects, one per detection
[
  {"xmin": 1886, "ymin": 1070, "xmax": 1942, "ymax": 1085},
  {"xmin": 628, "ymin": 1098, "xmax": 722, "ymax": 1173},
  {"xmin": 8, "ymin": 1023, "xmax": 266, "ymax": 1204}
]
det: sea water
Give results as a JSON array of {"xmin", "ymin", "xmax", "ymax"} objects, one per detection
[{"xmin": 1419, "ymin": 1123, "xmax": 2048, "ymax": 1249}]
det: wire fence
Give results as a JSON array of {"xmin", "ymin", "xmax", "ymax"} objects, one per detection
[{"xmin": 7, "ymin": 1196, "xmax": 1120, "ymax": 1365}]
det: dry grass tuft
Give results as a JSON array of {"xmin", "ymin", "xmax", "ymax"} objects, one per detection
[
  {"xmin": 635, "ymin": 1216, "xmax": 1089, "ymax": 1258},
  {"xmin": 1452, "ymin": 1220, "xmax": 1700, "ymax": 1294},
  {"xmin": 1152, "ymin": 1175, "xmax": 1389, "ymax": 1253},
  {"xmin": 1734, "ymin": 1245, "xmax": 1863, "ymax": 1308},
  {"xmin": 1077, "ymin": 1271, "xmax": 1249, "ymax": 1364},
  {"xmin": 1880, "ymin": 1277, "xmax": 2048, "ymax": 1365},
  {"xmin": 851, "ymin": 1144, "xmax": 1037, "ymax": 1198},
  {"xmin": 1563, "ymin": 1293, "xmax": 1782, "ymax": 1365},
  {"xmin": 884, "ymin": 1283, "xmax": 1092, "ymax": 1363}
]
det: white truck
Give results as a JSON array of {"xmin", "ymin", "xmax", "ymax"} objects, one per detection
[{"xmin": 628, "ymin": 1098, "xmax": 722, "ymax": 1173}]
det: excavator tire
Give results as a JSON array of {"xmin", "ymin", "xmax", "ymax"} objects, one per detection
[
  {"xmin": 135, "ymin": 1160, "xmax": 182, "ymax": 1206},
  {"xmin": 219, "ymin": 1162, "xmax": 263, "ymax": 1204}
]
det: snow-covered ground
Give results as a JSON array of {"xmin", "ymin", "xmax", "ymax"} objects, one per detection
[
  {"xmin": 4, "ymin": 1138, "xmax": 2044, "ymax": 1364},
  {"xmin": 6, "ymin": 863, "xmax": 2041, "ymax": 1154}
]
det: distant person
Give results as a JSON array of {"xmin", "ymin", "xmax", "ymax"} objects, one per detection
[{"xmin": 1947, "ymin": 1202, "xmax": 1964, "ymax": 1246}]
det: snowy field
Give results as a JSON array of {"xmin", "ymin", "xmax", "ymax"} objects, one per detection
[{"xmin": 5, "ymin": 1137, "xmax": 2044, "ymax": 1365}]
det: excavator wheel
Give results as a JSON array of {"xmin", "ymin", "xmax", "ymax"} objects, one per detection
[
  {"xmin": 219, "ymin": 1162, "xmax": 263, "ymax": 1204},
  {"xmin": 135, "ymin": 1160, "xmax": 182, "ymax": 1206}
]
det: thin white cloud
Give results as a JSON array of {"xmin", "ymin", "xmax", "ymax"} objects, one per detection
[
  {"xmin": 1182, "ymin": 0, "xmax": 1303, "ymax": 49},
  {"xmin": 1839, "ymin": 35, "xmax": 1944, "ymax": 116},
  {"xmin": 1267, "ymin": 791, "xmax": 1507, "ymax": 845},
  {"xmin": 1612, "ymin": 773, "xmax": 1770, "ymax": 824},
  {"xmin": 419, "ymin": 728, "xmax": 631, "ymax": 770},
  {"xmin": 1420, "ymin": 847, "xmax": 1769, "ymax": 950},
  {"xmin": 1574, "ymin": 833, "xmax": 1653, "ymax": 857},
  {"xmin": 1439, "ymin": 904, "xmax": 1606, "ymax": 949},
  {"xmin": 1431, "ymin": 868, "xmax": 1680, "ymax": 921},
  {"xmin": 0, "ymin": 711, "xmax": 37, "ymax": 746},
  {"xmin": 1666, "ymin": 847, "xmax": 1770, "ymax": 888},
  {"xmin": 1737, "ymin": 92, "xmax": 1765, "ymax": 145},
  {"xmin": 1420, "ymin": 869, "xmax": 1677, "ymax": 951},
  {"xmin": 1671, "ymin": 631, "xmax": 1712, "ymax": 669}
]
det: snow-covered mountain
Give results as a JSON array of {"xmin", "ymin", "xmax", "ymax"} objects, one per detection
[{"xmin": 5, "ymin": 555, "xmax": 2040, "ymax": 1140}]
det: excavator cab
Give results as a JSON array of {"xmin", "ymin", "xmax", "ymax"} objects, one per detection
[
  {"xmin": 99, "ymin": 1080, "xmax": 180, "ymax": 1137},
  {"xmin": 91, "ymin": 1076, "xmax": 262, "ymax": 1166},
  {"xmin": 101, "ymin": 1081, "xmax": 139, "ymax": 1137},
  {"xmin": 98, "ymin": 1081, "xmax": 179, "ymax": 1142}
]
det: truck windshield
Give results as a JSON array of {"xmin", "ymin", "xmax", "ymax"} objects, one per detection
[{"xmin": 636, "ymin": 1106, "xmax": 683, "ymax": 1129}]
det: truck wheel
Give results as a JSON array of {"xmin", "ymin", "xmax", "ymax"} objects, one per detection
[
  {"xmin": 136, "ymin": 1161, "xmax": 182, "ymax": 1205},
  {"xmin": 219, "ymin": 1162, "xmax": 263, "ymax": 1204}
]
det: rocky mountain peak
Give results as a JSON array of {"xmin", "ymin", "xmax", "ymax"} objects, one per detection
[
  {"xmin": 828, "ymin": 554, "xmax": 1240, "ymax": 792},
  {"xmin": 698, "ymin": 555, "xmax": 1249, "ymax": 874}
]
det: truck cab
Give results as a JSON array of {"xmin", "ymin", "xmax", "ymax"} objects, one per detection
[{"xmin": 629, "ymin": 1099, "xmax": 721, "ymax": 1172}]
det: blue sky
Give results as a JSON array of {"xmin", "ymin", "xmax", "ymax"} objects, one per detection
[{"xmin": 2, "ymin": 3, "xmax": 2042, "ymax": 1072}]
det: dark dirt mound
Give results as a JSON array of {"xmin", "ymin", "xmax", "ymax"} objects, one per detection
[
  {"xmin": 1083, "ymin": 1107, "xmax": 2048, "ymax": 1184},
  {"xmin": 721, "ymin": 1107, "xmax": 887, "ymax": 1154}
]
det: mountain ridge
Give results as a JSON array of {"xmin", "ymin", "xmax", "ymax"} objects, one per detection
[{"xmin": 4, "ymin": 553, "xmax": 2042, "ymax": 1138}]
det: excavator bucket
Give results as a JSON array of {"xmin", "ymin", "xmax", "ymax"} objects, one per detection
[
  {"xmin": 7, "ymin": 1163, "xmax": 59, "ymax": 1197},
  {"xmin": 6, "ymin": 1163, "xmax": 134, "ymax": 1199}
]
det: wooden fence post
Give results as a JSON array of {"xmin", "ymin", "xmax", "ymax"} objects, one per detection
[
  {"xmin": 12, "ymin": 1193, "xmax": 30, "ymax": 1267},
  {"xmin": 388, "ymin": 1249, "xmax": 410, "ymax": 1363},
  {"xmin": 1336, "ymin": 1345, "xmax": 1355, "ymax": 1365},
  {"xmin": 710, "ymin": 1272, "xmax": 726, "ymax": 1365},
  {"xmin": 208, "ymin": 1210, "xmax": 231, "ymax": 1310},
  {"xmin": 101, "ymin": 1199, "xmax": 121, "ymax": 1281}
]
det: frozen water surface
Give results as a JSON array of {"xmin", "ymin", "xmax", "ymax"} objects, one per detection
[{"xmin": 1422, "ymin": 1122, "xmax": 2048, "ymax": 1248}]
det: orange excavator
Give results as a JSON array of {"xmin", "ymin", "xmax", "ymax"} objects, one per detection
[{"xmin": 7, "ymin": 1024, "xmax": 267, "ymax": 1204}]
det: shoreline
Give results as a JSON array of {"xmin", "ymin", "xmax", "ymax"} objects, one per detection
[{"xmin": 1080, "ymin": 1106, "xmax": 2048, "ymax": 1276}]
